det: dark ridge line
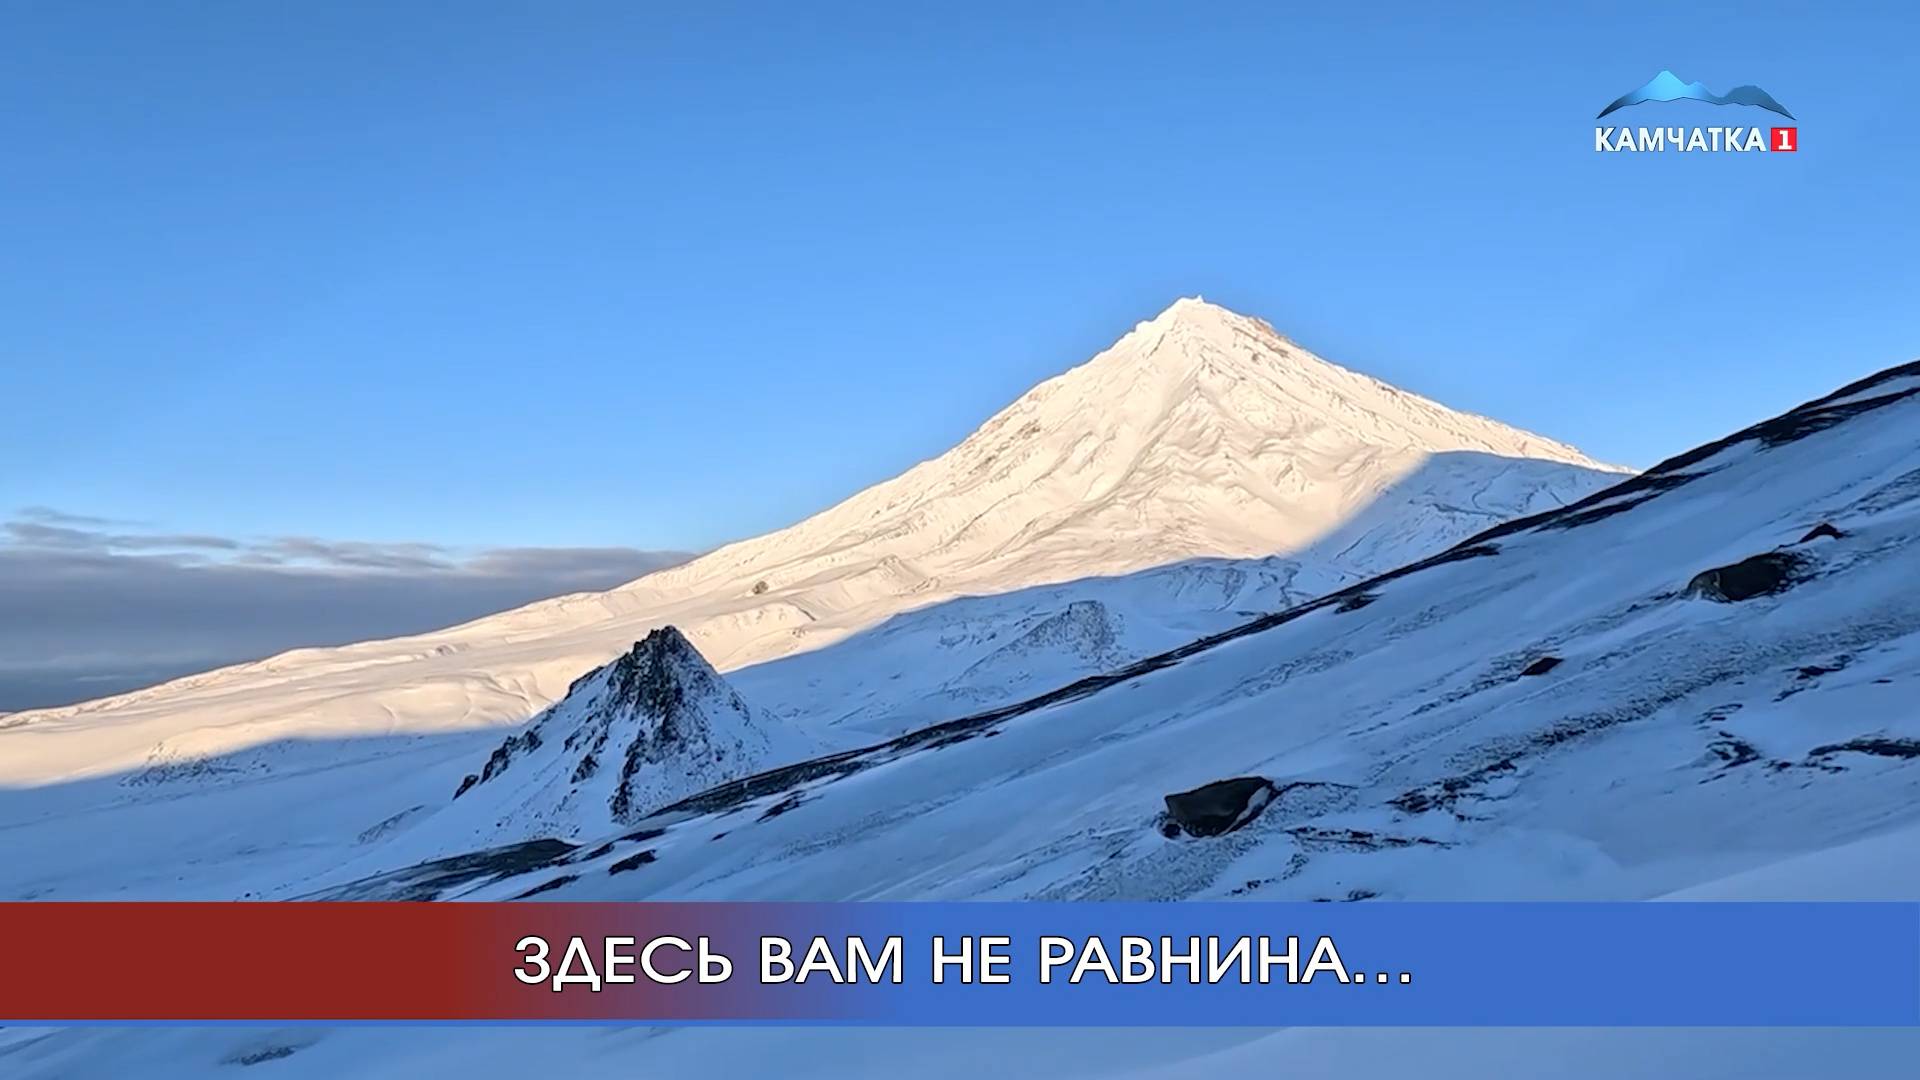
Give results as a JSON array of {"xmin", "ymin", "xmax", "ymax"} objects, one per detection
[
  {"xmin": 1462, "ymin": 359, "xmax": 1920, "ymax": 548},
  {"xmin": 305, "ymin": 836, "xmax": 580, "ymax": 900},
  {"xmin": 511, "ymin": 873, "xmax": 579, "ymax": 899}
]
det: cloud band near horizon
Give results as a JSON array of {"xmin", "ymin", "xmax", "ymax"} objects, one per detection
[{"xmin": 0, "ymin": 506, "xmax": 694, "ymax": 713}]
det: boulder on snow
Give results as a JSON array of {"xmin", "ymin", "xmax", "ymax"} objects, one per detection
[
  {"xmin": 1519, "ymin": 656, "xmax": 1563, "ymax": 677},
  {"xmin": 1162, "ymin": 777, "xmax": 1278, "ymax": 838},
  {"xmin": 1798, "ymin": 522, "xmax": 1845, "ymax": 544},
  {"xmin": 1686, "ymin": 551, "xmax": 1807, "ymax": 603}
]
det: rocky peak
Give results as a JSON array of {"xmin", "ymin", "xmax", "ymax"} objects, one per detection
[
  {"xmin": 595, "ymin": 627, "xmax": 728, "ymax": 750},
  {"xmin": 449, "ymin": 624, "xmax": 774, "ymax": 840}
]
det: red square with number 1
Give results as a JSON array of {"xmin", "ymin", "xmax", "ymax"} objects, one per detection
[{"xmin": 1771, "ymin": 127, "xmax": 1798, "ymax": 152}]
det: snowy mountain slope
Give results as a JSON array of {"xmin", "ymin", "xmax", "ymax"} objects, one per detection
[
  {"xmin": 0, "ymin": 299, "xmax": 1620, "ymax": 902},
  {"xmin": 731, "ymin": 452, "xmax": 1615, "ymax": 742},
  {"xmin": 311, "ymin": 357, "xmax": 1920, "ymax": 913},
  {"xmin": 621, "ymin": 296, "xmax": 1620, "ymax": 599},
  {"xmin": 0, "ymin": 300, "xmax": 1620, "ymax": 790},
  {"xmin": 727, "ymin": 554, "xmax": 1347, "ymax": 738},
  {"xmin": 16, "ymin": 360, "xmax": 1920, "ymax": 1078}
]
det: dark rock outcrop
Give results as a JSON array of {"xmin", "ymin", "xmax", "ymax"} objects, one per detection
[
  {"xmin": 1798, "ymin": 522, "xmax": 1845, "ymax": 543},
  {"xmin": 1686, "ymin": 551, "xmax": 1807, "ymax": 603},
  {"xmin": 1162, "ymin": 776, "xmax": 1278, "ymax": 838},
  {"xmin": 1519, "ymin": 656, "xmax": 1563, "ymax": 677},
  {"xmin": 512, "ymin": 874, "xmax": 578, "ymax": 899},
  {"xmin": 304, "ymin": 838, "xmax": 579, "ymax": 901},
  {"xmin": 608, "ymin": 849, "xmax": 658, "ymax": 874},
  {"xmin": 1808, "ymin": 737, "xmax": 1920, "ymax": 760},
  {"xmin": 446, "ymin": 625, "xmax": 771, "ymax": 834}
]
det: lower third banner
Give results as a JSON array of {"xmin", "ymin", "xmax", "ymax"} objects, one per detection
[{"xmin": 4, "ymin": 901, "xmax": 1917, "ymax": 1025}]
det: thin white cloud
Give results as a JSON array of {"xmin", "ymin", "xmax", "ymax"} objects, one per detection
[
  {"xmin": 4, "ymin": 519, "xmax": 240, "ymax": 552},
  {"xmin": 14, "ymin": 506, "xmax": 148, "ymax": 528}
]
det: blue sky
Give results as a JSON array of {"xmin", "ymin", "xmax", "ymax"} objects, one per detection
[{"xmin": 4, "ymin": 2, "xmax": 1916, "ymax": 554}]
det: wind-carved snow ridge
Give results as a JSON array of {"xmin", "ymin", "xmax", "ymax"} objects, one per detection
[{"xmin": 426, "ymin": 627, "xmax": 780, "ymax": 854}]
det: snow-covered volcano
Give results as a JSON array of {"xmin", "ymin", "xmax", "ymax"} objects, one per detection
[
  {"xmin": 0, "ymin": 299, "xmax": 1622, "ymax": 799},
  {"xmin": 629, "ymin": 296, "xmax": 1619, "ymax": 596},
  {"xmin": 0, "ymin": 299, "xmax": 1625, "ymax": 913}
]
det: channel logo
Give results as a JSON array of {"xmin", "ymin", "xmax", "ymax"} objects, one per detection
[
  {"xmin": 1594, "ymin": 70, "xmax": 1797, "ymax": 154},
  {"xmin": 1598, "ymin": 70, "xmax": 1794, "ymax": 120}
]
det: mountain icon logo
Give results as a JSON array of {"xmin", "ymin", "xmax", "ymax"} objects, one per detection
[{"xmin": 1597, "ymin": 70, "xmax": 1795, "ymax": 120}]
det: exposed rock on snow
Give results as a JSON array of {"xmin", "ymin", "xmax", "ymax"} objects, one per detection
[
  {"xmin": 1808, "ymin": 737, "xmax": 1920, "ymax": 761},
  {"xmin": 1163, "ymin": 777, "xmax": 1279, "ymax": 837},
  {"xmin": 304, "ymin": 838, "xmax": 580, "ymax": 902},
  {"xmin": 1686, "ymin": 551, "xmax": 1808, "ymax": 603},
  {"xmin": 1800, "ymin": 522, "xmax": 1845, "ymax": 543}
]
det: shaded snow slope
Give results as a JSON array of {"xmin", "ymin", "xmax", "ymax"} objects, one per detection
[{"xmin": 728, "ymin": 554, "xmax": 1346, "ymax": 738}]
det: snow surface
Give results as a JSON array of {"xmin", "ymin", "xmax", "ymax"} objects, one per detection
[{"xmin": 15, "ymin": 304, "xmax": 1918, "ymax": 1078}]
